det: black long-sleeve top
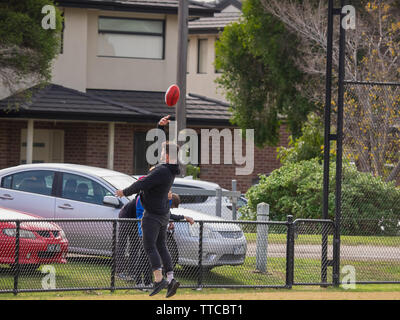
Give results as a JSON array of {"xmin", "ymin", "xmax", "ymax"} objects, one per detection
[
  {"xmin": 170, "ymin": 212, "xmax": 185, "ymax": 221},
  {"xmin": 122, "ymin": 163, "xmax": 180, "ymax": 218}
]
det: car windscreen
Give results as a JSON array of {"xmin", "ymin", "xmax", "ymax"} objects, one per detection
[{"xmin": 102, "ymin": 175, "xmax": 137, "ymax": 199}]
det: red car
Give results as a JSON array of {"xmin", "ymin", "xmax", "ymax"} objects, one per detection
[{"xmin": 0, "ymin": 206, "xmax": 68, "ymax": 271}]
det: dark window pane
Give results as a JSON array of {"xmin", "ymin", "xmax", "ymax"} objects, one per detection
[
  {"xmin": 10, "ymin": 170, "xmax": 54, "ymax": 196},
  {"xmin": 134, "ymin": 132, "xmax": 154, "ymax": 175},
  {"xmin": 61, "ymin": 173, "xmax": 112, "ymax": 205}
]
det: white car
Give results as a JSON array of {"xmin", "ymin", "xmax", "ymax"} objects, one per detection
[
  {"xmin": 170, "ymin": 208, "xmax": 247, "ymax": 269},
  {"xmin": 0, "ymin": 164, "xmax": 246, "ymax": 269},
  {"xmin": 133, "ymin": 175, "xmax": 247, "ymax": 220}
]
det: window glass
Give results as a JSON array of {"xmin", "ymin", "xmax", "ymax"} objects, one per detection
[
  {"xmin": 1, "ymin": 175, "xmax": 12, "ymax": 189},
  {"xmin": 98, "ymin": 17, "xmax": 164, "ymax": 59},
  {"xmin": 172, "ymin": 184, "xmax": 208, "ymax": 204},
  {"xmin": 99, "ymin": 18, "xmax": 163, "ymax": 33},
  {"xmin": 98, "ymin": 33, "xmax": 163, "ymax": 59},
  {"xmin": 3, "ymin": 170, "xmax": 54, "ymax": 196},
  {"xmin": 187, "ymin": 39, "xmax": 190, "ymax": 74},
  {"xmin": 61, "ymin": 173, "xmax": 113, "ymax": 205},
  {"xmin": 134, "ymin": 132, "xmax": 154, "ymax": 175},
  {"xmin": 60, "ymin": 11, "xmax": 65, "ymax": 54},
  {"xmin": 237, "ymin": 197, "xmax": 247, "ymax": 208},
  {"xmin": 198, "ymin": 39, "xmax": 208, "ymax": 73},
  {"xmin": 214, "ymin": 37, "xmax": 222, "ymax": 73}
]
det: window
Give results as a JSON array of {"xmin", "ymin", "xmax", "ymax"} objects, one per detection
[
  {"xmin": 61, "ymin": 173, "xmax": 113, "ymax": 205},
  {"xmin": 214, "ymin": 37, "xmax": 222, "ymax": 73},
  {"xmin": 187, "ymin": 39, "xmax": 190, "ymax": 74},
  {"xmin": 172, "ymin": 184, "xmax": 209, "ymax": 204},
  {"xmin": 98, "ymin": 17, "xmax": 165, "ymax": 59},
  {"xmin": 197, "ymin": 39, "xmax": 208, "ymax": 73},
  {"xmin": 1, "ymin": 171, "xmax": 55, "ymax": 196},
  {"xmin": 1, "ymin": 176, "xmax": 12, "ymax": 189},
  {"xmin": 134, "ymin": 132, "xmax": 153, "ymax": 175},
  {"xmin": 60, "ymin": 11, "xmax": 65, "ymax": 54}
]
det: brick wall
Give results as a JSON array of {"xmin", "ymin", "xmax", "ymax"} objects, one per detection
[
  {"xmin": 0, "ymin": 119, "xmax": 289, "ymax": 192},
  {"xmin": 0, "ymin": 121, "xmax": 7, "ymax": 168},
  {"xmin": 85, "ymin": 123, "xmax": 108, "ymax": 168},
  {"xmin": 114, "ymin": 123, "xmax": 134, "ymax": 175},
  {"xmin": 198, "ymin": 125, "xmax": 290, "ymax": 192},
  {"xmin": 0, "ymin": 120, "xmax": 25, "ymax": 169}
]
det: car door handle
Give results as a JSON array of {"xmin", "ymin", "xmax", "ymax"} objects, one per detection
[
  {"xmin": 58, "ymin": 204, "xmax": 74, "ymax": 210},
  {"xmin": 0, "ymin": 194, "xmax": 14, "ymax": 200}
]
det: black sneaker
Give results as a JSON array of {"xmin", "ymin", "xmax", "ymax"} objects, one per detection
[
  {"xmin": 149, "ymin": 279, "xmax": 168, "ymax": 297},
  {"xmin": 166, "ymin": 279, "xmax": 180, "ymax": 298}
]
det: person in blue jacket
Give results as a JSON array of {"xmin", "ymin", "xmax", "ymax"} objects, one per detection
[{"xmin": 135, "ymin": 191, "xmax": 152, "ymax": 287}]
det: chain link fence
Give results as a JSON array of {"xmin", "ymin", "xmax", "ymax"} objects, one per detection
[
  {"xmin": 1, "ymin": 159, "xmax": 399, "ymax": 295},
  {"xmin": 0, "ymin": 216, "xmax": 337, "ymax": 294},
  {"xmin": 340, "ymin": 81, "xmax": 400, "ymax": 284},
  {"xmin": 0, "ymin": 216, "xmax": 398, "ymax": 294},
  {"xmin": 292, "ymin": 220, "xmax": 334, "ymax": 286}
]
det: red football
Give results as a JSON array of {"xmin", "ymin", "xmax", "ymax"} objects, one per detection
[{"xmin": 165, "ymin": 84, "xmax": 180, "ymax": 107}]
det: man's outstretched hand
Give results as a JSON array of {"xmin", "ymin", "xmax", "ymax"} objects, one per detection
[
  {"xmin": 159, "ymin": 115, "xmax": 171, "ymax": 126},
  {"xmin": 115, "ymin": 190, "xmax": 124, "ymax": 198}
]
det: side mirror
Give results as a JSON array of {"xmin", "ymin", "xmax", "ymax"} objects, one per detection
[{"xmin": 103, "ymin": 196, "xmax": 121, "ymax": 208}]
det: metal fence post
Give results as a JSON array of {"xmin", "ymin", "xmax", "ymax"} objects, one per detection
[
  {"xmin": 231, "ymin": 180, "xmax": 237, "ymax": 220},
  {"xmin": 285, "ymin": 215, "xmax": 294, "ymax": 288},
  {"xmin": 197, "ymin": 221, "xmax": 204, "ymax": 289},
  {"xmin": 332, "ymin": 0, "xmax": 346, "ymax": 287},
  {"xmin": 13, "ymin": 220, "xmax": 20, "ymax": 296},
  {"xmin": 216, "ymin": 188, "xmax": 222, "ymax": 217},
  {"xmin": 256, "ymin": 203, "xmax": 269, "ymax": 273},
  {"xmin": 110, "ymin": 220, "xmax": 117, "ymax": 292}
]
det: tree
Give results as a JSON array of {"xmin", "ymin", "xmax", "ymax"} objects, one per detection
[
  {"xmin": 262, "ymin": 0, "xmax": 400, "ymax": 180},
  {"xmin": 215, "ymin": 0, "xmax": 315, "ymax": 147},
  {"xmin": 0, "ymin": 0, "xmax": 62, "ymax": 99},
  {"xmin": 277, "ymin": 112, "xmax": 326, "ymax": 164}
]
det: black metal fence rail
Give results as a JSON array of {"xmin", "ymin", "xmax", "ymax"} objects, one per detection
[{"xmin": 0, "ymin": 216, "xmax": 399, "ymax": 295}]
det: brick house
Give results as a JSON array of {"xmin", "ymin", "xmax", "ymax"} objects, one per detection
[{"xmin": 0, "ymin": 0, "xmax": 289, "ymax": 193}]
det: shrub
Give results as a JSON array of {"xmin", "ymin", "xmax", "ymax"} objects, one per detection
[
  {"xmin": 241, "ymin": 158, "xmax": 400, "ymax": 235},
  {"xmin": 186, "ymin": 164, "xmax": 200, "ymax": 179}
]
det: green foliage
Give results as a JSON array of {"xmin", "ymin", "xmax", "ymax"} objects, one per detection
[
  {"xmin": 0, "ymin": 0, "xmax": 62, "ymax": 93},
  {"xmin": 241, "ymin": 159, "xmax": 400, "ymax": 235},
  {"xmin": 186, "ymin": 164, "xmax": 200, "ymax": 180},
  {"xmin": 215, "ymin": 0, "xmax": 315, "ymax": 147},
  {"xmin": 277, "ymin": 113, "xmax": 325, "ymax": 164}
]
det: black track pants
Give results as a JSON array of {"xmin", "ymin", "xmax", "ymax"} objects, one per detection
[{"xmin": 141, "ymin": 215, "xmax": 173, "ymax": 273}]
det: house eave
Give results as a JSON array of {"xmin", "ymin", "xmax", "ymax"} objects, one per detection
[{"xmin": 56, "ymin": 0, "xmax": 219, "ymax": 17}]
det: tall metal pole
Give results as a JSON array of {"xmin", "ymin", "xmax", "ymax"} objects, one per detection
[
  {"xmin": 321, "ymin": 0, "xmax": 334, "ymax": 285},
  {"xmin": 176, "ymin": 0, "xmax": 188, "ymax": 176},
  {"xmin": 333, "ymin": 0, "xmax": 346, "ymax": 287}
]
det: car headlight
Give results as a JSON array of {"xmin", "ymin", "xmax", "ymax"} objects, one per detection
[
  {"xmin": 59, "ymin": 230, "xmax": 66, "ymax": 239},
  {"xmin": 188, "ymin": 223, "xmax": 221, "ymax": 239},
  {"xmin": 2, "ymin": 228, "xmax": 36, "ymax": 239}
]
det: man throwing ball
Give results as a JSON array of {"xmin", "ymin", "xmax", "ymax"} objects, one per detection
[{"xmin": 115, "ymin": 115, "xmax": 180, "ymax": 298}]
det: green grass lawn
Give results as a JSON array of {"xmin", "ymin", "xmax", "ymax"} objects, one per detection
[
  {"xmin": 1, "ymin": 253, "xmax": 399, "ymax": 295},
  {"xmin": 1, "ymin": 283, "xmax": 400, "ymax": 300}
]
